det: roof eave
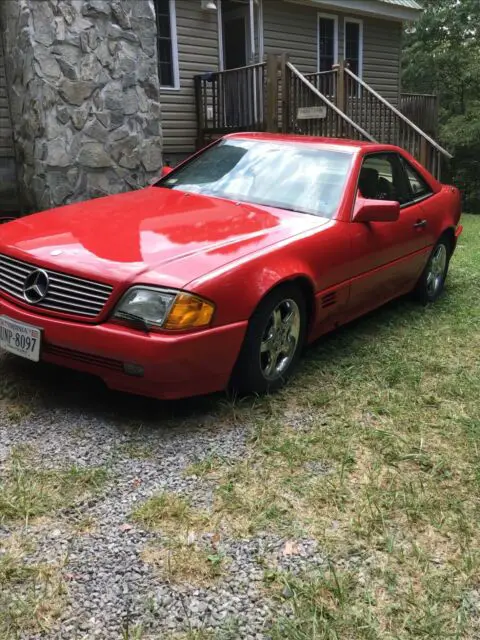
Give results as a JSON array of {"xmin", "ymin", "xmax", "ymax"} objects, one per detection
[{"xmin": 285, "ymin": 0, "xmax": 422, "ymax": 22}]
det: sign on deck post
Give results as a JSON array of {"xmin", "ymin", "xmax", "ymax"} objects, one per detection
[{"xmin": 297, "ymin": 106, "xmax": 327, "ymax": 120}]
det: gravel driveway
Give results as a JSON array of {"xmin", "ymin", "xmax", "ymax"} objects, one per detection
[{"xmin": 0, "ymin": 353, "xmax": 320, "ymax": 639}]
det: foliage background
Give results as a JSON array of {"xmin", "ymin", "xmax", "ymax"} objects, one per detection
[{"xmin": 402, "ymin": 0, "xmax": 480, "ymax": 211}]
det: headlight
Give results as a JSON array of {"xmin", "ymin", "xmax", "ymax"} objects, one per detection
[{"xmin": 112, "ymin": 287, "xmax": 215, "ymax": 331}]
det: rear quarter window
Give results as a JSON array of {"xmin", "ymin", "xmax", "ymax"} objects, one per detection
[{"xmin": 400, "ymin": 157, "xmax": 433, "ymax": 201}]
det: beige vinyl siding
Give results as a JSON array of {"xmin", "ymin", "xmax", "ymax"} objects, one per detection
[
  {"xmin": 263, "ymin": 0, "xmax": 320, "ymax": 75},
  {"xmin": 0, "ymin": 31, "xmax": 14, "ymax": 158},
  {"xmin": 262, "ymin": 1, "xmax": 402, "ymax": 105},
  {"xmin": 362, "ymin": 17, "xmax": 402, "ymax": 105},
  {"xmin": 160, "ymin": 0, "xmax": 220, "ymax": 156}
]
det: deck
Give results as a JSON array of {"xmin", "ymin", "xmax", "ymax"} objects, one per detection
[{"xmin": 195, "ymin": 54, "xmax": 450, "ymax": 178}]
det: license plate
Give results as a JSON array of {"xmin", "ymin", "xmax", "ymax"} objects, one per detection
[{"xmin": 0, "ymin": 316, "xmax": 42, "ymax": 362}]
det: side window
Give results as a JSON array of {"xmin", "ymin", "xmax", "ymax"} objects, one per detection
[
  {"xmin": 358, "ymin": 154, "xmax": 410, "ymax": 204},
  {"xmin": 400, "ymin": 157, "xmax": 433, "ymax": 201}
]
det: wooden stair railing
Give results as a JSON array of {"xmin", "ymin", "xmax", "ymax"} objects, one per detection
[
  {"xmin": 343, "ymin": 67, "xmax": 451, "ymax": 179},
  {"xmin": 304, "ymin": 70, "xmax": 337, "ymax": 102},
  {"xmin": 194, "ymin": 54, "xmax": 450, "ymax": 179},
  {"xmin": 285, "ymin": 63, "xmax": 374, "ymax": 142}
]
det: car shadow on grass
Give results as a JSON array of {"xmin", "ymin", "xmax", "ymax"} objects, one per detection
[{"xmin": 0, "ymin": 353, "xmax": 224, "ymax": 427}]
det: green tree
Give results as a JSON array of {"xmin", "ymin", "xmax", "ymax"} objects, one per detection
[{"xmin": 402, "ymin": 0, "xmax": 480, "ymax": 210}]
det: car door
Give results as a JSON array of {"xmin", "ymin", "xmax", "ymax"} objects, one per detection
[
  {"xmin": 347, "ymin": 152, "xmax": 431, "ymax": 317},
  {"xmin": 398, "ymin": 154, "xmax": 442, "ymax": 247}
]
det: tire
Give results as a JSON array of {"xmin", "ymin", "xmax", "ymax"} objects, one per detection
[
  {"xmin": 413, "ymin": 236, "xmax": 451, "ymax": 304},
  {"xmin": 231, "ymin": 284, "xmax": 307, "ymax": 395}
]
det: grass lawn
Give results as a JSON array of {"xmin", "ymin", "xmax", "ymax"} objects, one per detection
[
  {"xmin": 137, "ymin": 214, "xmax": 480, "ymax": 639},
  {"xmin": 1, "ymin": 215, "xmax": 478, "ymax": 639}
]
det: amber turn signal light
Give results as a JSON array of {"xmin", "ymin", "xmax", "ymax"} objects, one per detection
[{"xmin": 164, "ymin": 293, "xmax": 215, "ymax": 331}]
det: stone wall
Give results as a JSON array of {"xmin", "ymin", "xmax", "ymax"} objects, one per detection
[
  {"xmin": 0, "ymin": 159, "xmax": 19, "ymax": 214},
  {"xmin": 0, "ymin": 0, "xmax": 163, "ymax": 211}
]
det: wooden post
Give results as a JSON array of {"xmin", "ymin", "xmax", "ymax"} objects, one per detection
[
  {"xmin": 420, "ymin": 136, "xmax": 428, "ymax": 168},
  {"xmin": 266, "ymin": 53, "xmax": 279, "ymax": 133},
  {"xmin": 194, "ymin": 75, "xmax": 205, "ymax": 150},
  {"xmin": 433, "ymin": 95, "xmax": 439, "ymax": 136},
  {"xmin": 334, "ymin": 57, "xmax": 346, "ymax": 137},
  {"xmin": 279, "ymin": 52, "xmax": 289, "ymax": 133}
]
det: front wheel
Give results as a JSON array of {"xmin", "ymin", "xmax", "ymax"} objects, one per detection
[
  {"xmin": 413, "ymin": 238, "xmax": 451, "ymax": 304},
  {"xmin": 231, "ymin": 285, "xmax": 307, "ymax": 395}
]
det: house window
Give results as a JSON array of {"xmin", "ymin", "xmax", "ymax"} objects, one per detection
[
  {"xmin": 318, "ymin": 15, "xmax": 338, "ymax": 73},
  {"xmin": 154, "ymin": 0, "xmax": 179, "ymax": 89},
  {"xmin": 344, "ymin": 19, "xmax": 363, "ymax": 78}
]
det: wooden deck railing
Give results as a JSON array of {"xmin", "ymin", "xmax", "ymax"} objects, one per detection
[
  {"xmin": 194, "ymin": 62, "xmax": 266, "ymax": 148},
  {"xmin": 400, "ymin": 93, "xmax": 439, "ymax": 136},
  {"xmin": 343, "ymin": 68, "xmax": 451, "ymax": 179},
  {"xmin": 285, "ymin": 63, "xmax": 374, "ymax": 142},
  {"xmin": 194, "ymin": 54, "xmax": 450, "ymax": 178},
  {"xmin": 304, "ymin": 70, "xmax": 337, "ymax": 101}
]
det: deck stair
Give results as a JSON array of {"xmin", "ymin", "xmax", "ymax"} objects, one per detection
[{"xmin": 195, "ymin": 54, "xmax": 452, "ymax": 178}]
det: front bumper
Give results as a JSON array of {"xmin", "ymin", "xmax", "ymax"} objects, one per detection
[{"xmin": 0, "ymin": 297, "xmax": 248, "ymax": 400}]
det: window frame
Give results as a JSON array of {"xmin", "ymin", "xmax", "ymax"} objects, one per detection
[
  {"xmin": 154, "ymin": 0, "xmax": 180, "ymax": 91},
  {"xmin": 398, "ymin": 155, "xmax": 434, "ymax": 207},
  {"xmin": 356, "ymin": 152, "xmax": 412, "ymax": 210},
  {"xmin": 356, "ymin": 151, "xmax": 436, "ymax": 213},
  {"xmin": 317, "ymin": 13, "xmax": 339, "ymax": 74},
  {"xmin": 344, "ymin": 17, "xmax": 363, "ymax": 80}
]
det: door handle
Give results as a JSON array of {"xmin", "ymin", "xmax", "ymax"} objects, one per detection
[{"xmin": 413, "ymin": 219, "xmax": 427, "ymax": 229}]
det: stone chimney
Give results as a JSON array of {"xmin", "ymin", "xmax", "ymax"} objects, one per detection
[{"xmin": 0, "ymin": 0, "xmax": 163, "ymax": 211}]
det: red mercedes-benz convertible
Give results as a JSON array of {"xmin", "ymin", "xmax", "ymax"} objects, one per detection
[{"xmin": 0, "ymin": 134, "xmax": 462, "ymax": 399}]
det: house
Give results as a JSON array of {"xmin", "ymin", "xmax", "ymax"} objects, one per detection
[
  {"xmin": 159, "ymin": 0, "xmax": 424, "ymax": 165},
  {"xmin": 0, "ymin": 0, "xmax": 447, "ymax": 214}
]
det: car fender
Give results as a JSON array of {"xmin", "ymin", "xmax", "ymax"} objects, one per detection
[
  {"xmin": 419, "ymin": 185, "xmax": 462, "ymax": 251},
  {"xmin": 189, "ymin": 250, "xmax": 317, "ymax": 327},
  {"xmin": 187, "ymin": 222, "xmax": 352, "ymax": 329}
]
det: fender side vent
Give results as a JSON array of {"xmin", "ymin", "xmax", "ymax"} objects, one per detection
[{"xmin": 321, "ymin": 291, "xmax": 337, "ymax": 309}]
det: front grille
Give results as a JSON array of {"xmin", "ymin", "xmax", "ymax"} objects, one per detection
[{"xmin": 0, "ymin": 254, "xmax": 113, "ymax": 318}]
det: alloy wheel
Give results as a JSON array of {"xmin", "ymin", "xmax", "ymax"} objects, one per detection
[
  {"xmin": 426, "ymin": 243, "xmax": 447, "ymax": 298},
  {"xmin": 259, "ymin": 298, "xmax": 301, "ymax": 381}
]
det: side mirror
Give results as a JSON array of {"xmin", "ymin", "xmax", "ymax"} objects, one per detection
[
  {"xmin": 353, "ymin": 198, "xmax": 400, "ymax": 223},
  {"xmin": 160, "ymin": 165, "xmax": 173, "ymax": 178}
]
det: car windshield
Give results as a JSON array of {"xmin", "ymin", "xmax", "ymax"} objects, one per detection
[{"xmin": 156, "ymin": 138, "xmax": 353, "ymax": 218}]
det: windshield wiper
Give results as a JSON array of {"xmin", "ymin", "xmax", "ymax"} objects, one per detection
[{"xmin": 115, "ymin": 311, "xmax": 150, "ymax": 334}]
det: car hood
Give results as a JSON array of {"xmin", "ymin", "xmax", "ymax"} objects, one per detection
[{"xmin": 0, "ymin": 188, "xmax": 326, "ymax": 289}]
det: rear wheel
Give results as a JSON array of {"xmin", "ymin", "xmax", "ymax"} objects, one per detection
[
  {"xmin": 231, "ymin": 285, "xmax": 307, "ymax": 395},
  {"xmin": 413, "ymin": 237, "xmax": 451, "ymax": 304}
]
